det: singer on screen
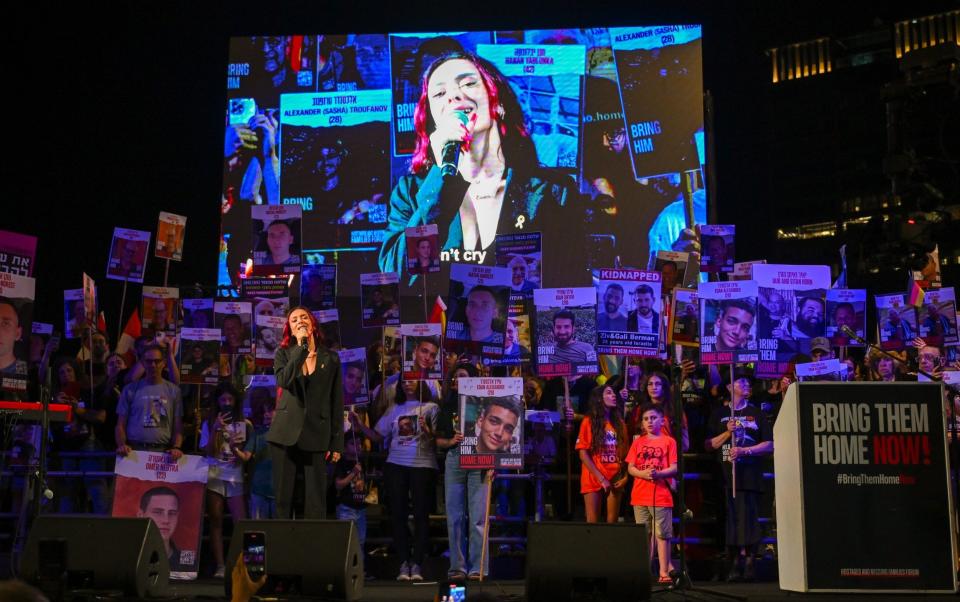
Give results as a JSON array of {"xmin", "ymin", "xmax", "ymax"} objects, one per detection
[
  {"xmin": 267, "ymin": 307, "xmax": 344, "ymax": 519},
  {"xmin": 379, "ymin": 50, "xmax": 584, "ymax": 282}
]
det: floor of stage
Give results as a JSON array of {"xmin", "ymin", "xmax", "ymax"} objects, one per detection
[{"xmin": 112, "ymin": 577, "xmax": 960, "ymax": 601}]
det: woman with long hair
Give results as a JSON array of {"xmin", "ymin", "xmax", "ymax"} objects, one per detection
[
  {"xmin": 378, "ymin": 49, "xmax": 584, "ymax": 283},
  {"xmin": 628, "ymin": 371, "xmax": 690, "ymax": 452},
  {"xmin": 202, "ymin": 381, "xmax": 252, "ymax": 577},
  {"xmin": 576, "ymin": 384, "xmax": 629, "ymax": 523},
  {"xmin": 266, "ymin": 306, "xmax": 343, "ymax": 519}
]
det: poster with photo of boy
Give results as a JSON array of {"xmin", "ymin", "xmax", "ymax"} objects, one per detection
[
  {"xmin": 698, "ymin": 280, "xmax": 758, "ymax": 365},
  {"xmin": 458, "ymin": 377, "xmax": 524, "ymax": 470},
  {"xmin": 399, "ymin": 323, "xmax": 442, "ymax": 381},
  {"xmin": 338, "ymin": 347, "xmax": 369, "ymax": 406}
]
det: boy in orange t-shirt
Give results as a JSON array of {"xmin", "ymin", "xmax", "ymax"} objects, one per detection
[{"xmin": 627, "ymin": 403, "xmax": 678, "ymax": 583}]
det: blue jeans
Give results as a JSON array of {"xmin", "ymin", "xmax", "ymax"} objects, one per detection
[
  {"xmin": 444, "ymin": 449, "xmax": 490, "ymax": 576},
  {"xmin": 336, "ymin": 504, "xmax": 367, "ymax": 548}
]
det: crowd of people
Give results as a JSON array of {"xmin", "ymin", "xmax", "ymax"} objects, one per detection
[{"xmin": 2, "ymin": 294, "xmax": 957, "ymax": 584}]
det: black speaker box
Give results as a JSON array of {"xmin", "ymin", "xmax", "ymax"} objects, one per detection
[
  {"xmin": 526, "ymin": 521, "xmax": 650, "ymax": 602},
  {"xmin": 226, "ymin": 519, "xmax": 363, "ymax": 601},
  {"xmin": 21, "ymin": 516, "xmax": 169, "ymax": 598}
]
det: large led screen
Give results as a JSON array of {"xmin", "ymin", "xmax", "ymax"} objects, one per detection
[{"xmin": 220, "ymin": 27, "xmax": 706, "ymax": 297}]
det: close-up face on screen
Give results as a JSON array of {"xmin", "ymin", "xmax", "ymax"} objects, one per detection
[{"xmin": 220, "ymin": 27, "xmax": 705, "ymax": 298}]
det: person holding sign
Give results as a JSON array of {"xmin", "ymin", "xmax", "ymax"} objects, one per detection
[
  {"xmin": 353, "ymin": 380, "xmax": 439, "ymax": 582},
  {"xmin": 704, "ymin": 373, "xmax": 773, "ymax": 582},
  {"xmin": 435, "ymin": 363, "xmax": 490, "ymax": 580},
  {"xmin": 575, "ymin": 385, "xmax": 629, "ymax": 524},
  {"xmin": 267, "ymin": 307, "xmax": 343, "ymax": 520},
  {"xmin": 378, "ymin": 50, "xmax": 581, "ymax": 278},
  {"xmin": 115, "ymin": 344, "xmax": 183, "ymax": 459}
]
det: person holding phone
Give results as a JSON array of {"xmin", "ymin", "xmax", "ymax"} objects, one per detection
[
  {"xmin": 202, "ymin": 382, "xmax": 252, "ymax": 578},
  {"xmin": 267, "ymin": 307, "xmax": 343, "ymax": 519}
]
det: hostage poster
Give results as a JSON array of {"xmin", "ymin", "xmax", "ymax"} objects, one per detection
[{"xmin": 458, "ymin": 377, "xmax": 524, "ymax": 470}]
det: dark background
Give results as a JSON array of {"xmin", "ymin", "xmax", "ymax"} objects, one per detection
[{"xmin": 6, "ymin": 0, "xmax": 957, "ymax": 330}]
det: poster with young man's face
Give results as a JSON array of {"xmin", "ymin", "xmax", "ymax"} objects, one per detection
[
  {"xmin": 112, "ymin": 453, "xmax": 208, "ymax": 581},
  {"xmin": 699, "ymin": 280, "xmax": 758, "ymax": 365},
  {"xmin": 533, "ymin": 287, "xmax": 598, "ymax": 378},
  {"xmin": 405, "ymin": 224, "xmax": 440, "ymax": 275},
  {"xmin": 252, "ymin": 205, "xmax": 302, "ymax": 274},
  {"xmin": 458, "ymin": 377, "xmax": 524, "ymax": 470},
  {"xmin": 399, "ymin": 323, "xmax": 442, "ymax": 380},
  {"xmin": 654, "ymin": 251, "xmax": 688, "ymax": 293},
  {"xmin": 338, "ymin": 347, "xmax": 369, "ymax": 406},
  {"xmin": 444, "ymin": 264, "xmax": 511, "ymax": 358},
  {"xmin": 0, "ymin": 273, "xmax": 34, "ymax": 396},
  {"xmin": 255, "ymin": 313, "xmax": 286, "ymax": 366},
  {"xmin": 669, "ymin": 288, "xmax": 699, "ymax": 347}
]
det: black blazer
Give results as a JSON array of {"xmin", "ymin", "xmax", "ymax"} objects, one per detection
[{"xmin": 266, "ymin": 343, "xmax": 344, "ymax": 453}]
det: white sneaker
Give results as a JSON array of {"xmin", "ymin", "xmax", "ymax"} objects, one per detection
[
  {"xmin": 396, "ymin": 561, "xmax": 411, "ymax": 581},
  {"xmin": 409, "ymin": 563, "xmax": 423, "ymax": 581},
  {"xmin": 213, "ymin": 565, "xmax": 225, "ymax": 578}
]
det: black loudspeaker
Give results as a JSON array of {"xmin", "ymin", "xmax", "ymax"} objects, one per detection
[
  {"xmin": 21, "ymin": 516, "xmax": 169, "ymax": 598},
  {"xmin": 526, "ymin": 521, "xmax": 650, "ymax": 602},
  {"xmin": 226, "ymin": 519, "xmax": 363, "ymax": 601}
]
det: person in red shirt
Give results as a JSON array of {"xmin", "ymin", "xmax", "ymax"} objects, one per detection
[
  {"xmin": 627, "ymin": 403, "xmax": 678, "ymax": 584},
  {"xmin": 576, "ymin": 385, "xmax": 629, "ymax": 523}
]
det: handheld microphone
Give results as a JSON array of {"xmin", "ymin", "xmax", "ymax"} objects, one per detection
[
  {"xmin": 440, "ymin": 110, "xmax": 469, "ymax": 178},
  {"xmin": 839, "ymin": 325, "xmax": 866, "ymax": 345}
]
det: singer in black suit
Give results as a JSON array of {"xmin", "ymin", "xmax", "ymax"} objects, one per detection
[
  {"xmin": 378, "ymin": 49, "xmax": 585, "ymax": 285},
  {"xmin": 267, "ymin": 306, "xmax": 343, "ymax": 519}
]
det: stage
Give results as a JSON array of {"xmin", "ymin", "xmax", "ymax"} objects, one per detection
[{"xmin": 35, "ymin": 578, "xmax": 960, "ymax": 601}]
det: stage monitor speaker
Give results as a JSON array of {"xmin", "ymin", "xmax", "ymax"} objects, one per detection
[
  {"xmin": 526, "ymin": 521, "xmax": 650, "ymax": 602},
  {"xmin": 225, "ymin": 519, "xmax": 363, "ymax": 601},
  {"xmin": 21, "ymin": 516, "xmax": 169, "ymax": 598}
]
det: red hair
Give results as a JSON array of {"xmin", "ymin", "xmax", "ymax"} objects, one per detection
[
  {"xmin": 279, "ymin": 306, "xmax": 326, "ymax": 349},
  {"xmin": 410, "ymin": 50, "xmax": 536, "ymax": 175}
]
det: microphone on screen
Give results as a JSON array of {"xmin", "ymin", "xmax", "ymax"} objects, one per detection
[{"xmin": 440, "ymin": 110, "xmax": 470, "ymax": 178}]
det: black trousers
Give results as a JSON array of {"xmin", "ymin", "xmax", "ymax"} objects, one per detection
[
  {"xmin": 384, "ymin": 462, "xmax": 435, "ymax": 564},
  {"xmin": 269, "ymin": 442, "xmax": 327, "ymax": 519}
]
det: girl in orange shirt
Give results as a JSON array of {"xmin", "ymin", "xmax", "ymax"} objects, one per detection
[{"xmin": 576, "ymin": 384, "xmax": 629, "ymax": 523}]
